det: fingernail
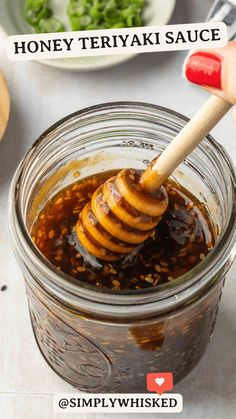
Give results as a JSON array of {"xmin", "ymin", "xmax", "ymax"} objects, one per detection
[{"xmin": 185, "ymin": 51, "xmax": 223, "ymax": 90}]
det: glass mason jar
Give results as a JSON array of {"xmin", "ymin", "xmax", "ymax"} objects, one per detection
[{"xmin": 9, "ymin": 102, "xmax": 236, "ymax": 393}]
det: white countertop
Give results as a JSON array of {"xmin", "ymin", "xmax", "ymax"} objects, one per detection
[{"xmin": 1, "ymin": 1, "xmax": 236, "ymax": 418}]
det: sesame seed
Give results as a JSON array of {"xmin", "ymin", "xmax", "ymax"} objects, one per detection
[
  {"xmin": 48, "ymin": 230, "xmax": 55, "ymax": 239},
  {"xmin": 77, "ymin": 266, "xmax": 86, "ymax": 272},
  {"xmin": 187, "ymin": 202, "xmax": 194, "ymax": 211},
  {"xmin": 145, "ymin": 277, "xmax": 154, "ymax": 284},
  {"xmin": 112, "ymin": 280, "xmax": 120, "ymax": 287},
  {"xmin": 55, "ymin": 197, "xmax": 63, "ymax": 205},
  {"xmin": 160, "ymin": 261, "xmax": 168, "ymax": 267}
]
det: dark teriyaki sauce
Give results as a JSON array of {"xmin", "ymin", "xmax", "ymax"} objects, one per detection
[{"xmin": 31, "ymin": 170, "xmax": 214, "ymax": 290}]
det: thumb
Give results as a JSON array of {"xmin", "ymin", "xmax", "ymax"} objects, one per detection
[{"xmin": 184, "ymin": 41, "xmax": 236, "ymax": 105}]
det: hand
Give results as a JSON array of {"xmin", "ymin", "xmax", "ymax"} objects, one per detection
[{"xmin": 184, "ymin": 41, "xmax": 236, "ymax": 122}]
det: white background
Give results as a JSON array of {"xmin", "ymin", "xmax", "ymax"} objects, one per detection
[{"xmin": 0, "ymin": 0, "xmax": 236, "ymax": 418}]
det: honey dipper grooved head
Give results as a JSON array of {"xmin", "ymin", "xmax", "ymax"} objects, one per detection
[{"xmin": 75, "ymin": 169, "xmax": 168, "ymax": 261}]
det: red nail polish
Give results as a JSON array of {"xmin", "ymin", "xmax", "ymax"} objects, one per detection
[{"xmin": 185, "ymin": 51, "xmax": 223, "ymax": 90}]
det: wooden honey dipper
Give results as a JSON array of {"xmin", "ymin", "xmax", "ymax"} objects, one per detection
[{"xmin": 76, "ymin": 96, "xmax": 232, "ymax": 261}]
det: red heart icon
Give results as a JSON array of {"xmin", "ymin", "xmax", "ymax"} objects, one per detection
[{"xmin": 147, "ymin": 373, "xmax": 173, "ymax": 395}]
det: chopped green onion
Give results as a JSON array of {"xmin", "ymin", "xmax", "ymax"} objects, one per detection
[
  {"xmin": 25, "ymin": 4, "xmax": 52, "ymax": 27},
  {"xmin": 67, "ymin": 0, "xmax": 145, "ymax": 31},
  {"xmin": 37, "ymin": 17, "xmax": 65, "ymax": 33},
  {"xmin": 25, "ymin": 0, "xmax": 145, "ymax": 34},
  {"xmin": 25, "ymin": 0, "xmax": 65, "ymax": 33}
]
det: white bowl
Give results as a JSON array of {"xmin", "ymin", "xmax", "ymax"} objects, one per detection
[{"xmin": 0, "ymin": 0, "xmax": 176, "ymax": 71}]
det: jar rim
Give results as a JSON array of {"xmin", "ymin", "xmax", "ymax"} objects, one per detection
[{"xmin": 9, "ymin": 101, "xmax": 236, "ymax": 312}]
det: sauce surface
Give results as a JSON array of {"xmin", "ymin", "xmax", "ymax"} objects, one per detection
[{"xmin": 31, "ymin": 170, "xmax": 214, "ymax": 290}]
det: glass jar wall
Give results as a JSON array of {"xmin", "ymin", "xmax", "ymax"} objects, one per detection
[{"xmin": 9, "ymin": 102, "xmax": 236, "ymax": 392}]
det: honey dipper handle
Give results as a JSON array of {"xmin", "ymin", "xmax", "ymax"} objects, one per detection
[{"xmin": 140, "ymin": 95, "xmax": 232, "ymax": 192}]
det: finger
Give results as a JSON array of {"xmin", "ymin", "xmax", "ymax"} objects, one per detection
[
  {"xmin": 232, "ymin": 107, "xmax": 236, "ymax": 126},
  {"xmin": 184, "ymin": 41, "xmax": 236, "ymax": 105}
]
